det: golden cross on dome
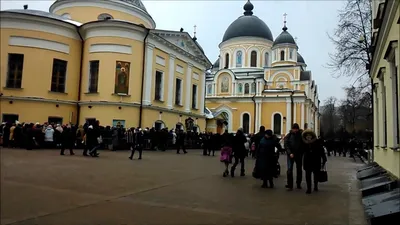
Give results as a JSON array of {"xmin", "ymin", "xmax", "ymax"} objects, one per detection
[
  {"xmin": 283, "ymin": 13, "xmax": 287, "ymax": 26},
  {"xmin": 193, "ymin": 25, "xmax": 197, "ymax": 37}
]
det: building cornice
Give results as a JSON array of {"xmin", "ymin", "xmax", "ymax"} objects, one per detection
[
  {"xmin": 0, "ymin": 11, "xmax": 80, "ymax": 40},
  {"xmin": 1, "ymin": 96, "xmax": 206, "ymax": 118},
  {"xmin": 371, "ymin": 0, "xmax": 398, "ymax": 77},
  {"xmin": 219, "ymin": 36, "xmax": 273, "ymax": 49},
  {"xmin": 148, "ymin": 33, "xmax": 210, "ymax": 70},
  {"xmin": 49, "ymin": 0, "xmax": 156, "ymax": 29}
]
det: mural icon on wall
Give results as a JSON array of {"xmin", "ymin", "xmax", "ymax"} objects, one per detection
[
  {"xmin": 114, "ymin": 61, "xmax": 130, "ymax": 94},
  {"xmin": 221, "ymin": 76, "xmax": 229, "ymax": 93}
]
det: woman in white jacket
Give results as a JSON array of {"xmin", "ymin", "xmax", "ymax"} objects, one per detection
[{"xmin": 44, "ymin": 125, "xmax": 55, "ymax": 148}]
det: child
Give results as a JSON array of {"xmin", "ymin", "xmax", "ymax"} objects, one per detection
[{"xmin": 220, "ymin": 145, "xmax": 233, "ymax": 177}]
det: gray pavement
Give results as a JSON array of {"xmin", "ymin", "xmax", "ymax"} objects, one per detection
[{"xmin": 0, "ymin": 148, "xmax": 367, "ymax": 225}]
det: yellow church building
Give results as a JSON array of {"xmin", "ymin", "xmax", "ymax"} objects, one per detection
[
  {"xmin": 205, "ymin": 1, "xmax": 320, "ymax": 136},
  {"xmin": 0, "ymin": 0, "xmax": 212, "ymax": 131}
]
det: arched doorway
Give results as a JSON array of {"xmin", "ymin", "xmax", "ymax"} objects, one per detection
[
  {"xmin": 273, "ymin": 113, "xmax": 282, "ymax": 135},
  {"xmin": 216, "ymin": 111, "xmax": 229, "ymax": 134},
  {"xmin": 175, "ymin": 122, "xmax": 184, "ymax": 131},
  {"xmin": 154, "ymin": 120, "xmax": 165, "ymax": 131},
  {"xmin": 242, "ymin": 113, "xmax": 250, "ymax": 134}
]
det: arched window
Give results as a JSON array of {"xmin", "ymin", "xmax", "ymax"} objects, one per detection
[
  {"xmin": 251, "ymin": 82, "xmax": 256, "ymax": 93},
  {"xmin": 273, "ymin": 113, "xmax": 282, "ymax": 135},
  {"xmin": 98, "ymin": 13, "xmax": 113, "ymax": 20},
  {"xmin": 224, "ymin": 53, "xmax": 229, "ymax": 68},
  {"xmin": 264, "ymin": 52, "xmax": 269, "ymax": 66},
  {"xmin": 242, "ymin": 113, "xmax": 250, "ymax": 134},
  {"xmin": 280, "ymin": 50, "xmax": 285, "ymax": 61},
  {"xmin": 238, "ymin": 83, "xmax": 243, "ymax": 93},
  {"xmin": 250, "ymin": 51, "xmax": 257, "ymax": 67},
  {"xmin": 289, "ymin": 49, "xmax": 294, "ymax": 59},
  {"xmin": 244, "ymin": 83, "xmax": 250, "ymax": 94},
  {"xmin": 272, "ymin": 50, "xmax": 275, "ymax": 61},
  {"xmin": 207, "ymin": 84, "xmax": 212, "ymax": 95},
  {"xmin": 236, "ymin": 51, "xmax": 242, "ymax": 67}
]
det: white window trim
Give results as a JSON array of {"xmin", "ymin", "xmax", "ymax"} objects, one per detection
[
  {"xmin": 175, "ymin": 78, "xmax": 183, "ymax": 106},
  {"xmin": 192, "ymin": 84, "xmax": 198, "ymax": 109},
  {"xmin": 155, "ymin": 70, "xmax": 164, "ymax": 101},
  {"xmin": 240, "ymin": 112, "xmax": 252, "ymax": 134},
  {"xmin": 271, "ymin": 112, "xmax": 284, "ymax": 135}
]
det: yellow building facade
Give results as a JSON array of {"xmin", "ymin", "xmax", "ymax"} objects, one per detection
[
  {"xmin": 370, "ymin": 0, "xmax": 399, "ymax": 178},
  {"xmin": 205, "ymin": 1, "xmax": 320, "ymax": 136},
  {"xmin": 0, "ymin": 0, "xmax": 211, "ymax": 131}
]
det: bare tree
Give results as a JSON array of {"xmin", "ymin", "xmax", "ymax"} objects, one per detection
[
  {"xmin": 321, "ymin": 97, "xmax": 339, "ymax": 137},
  {"xmin": 327, "ymin": 0, "xmax": 372, "ymax": 87},
  {"xmin": 338, "ymin": 86, "xmax": 372, "ymax": 133}
]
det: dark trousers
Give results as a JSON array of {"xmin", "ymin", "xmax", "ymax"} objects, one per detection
[
  {"xmin": 305, "ymin": 170, "xmax": 318, "ymax": 190},
  {"xmin": 60, "ymin": 143, "xmax": 74, "ymax": 155},
  {"xmin": 231, "ymin": 156, "xmax": 245, "ymax": 174},
  {"xmin": 286, "ymin": 154, "xmax": 303, "ymax": 188},
  {"xmin": 177, "ymin": 143, "xmax": 187, "ymax": 153},
  {"xmin": 129, "ymin": 145, "xmax": 143, "ymax": 159}
]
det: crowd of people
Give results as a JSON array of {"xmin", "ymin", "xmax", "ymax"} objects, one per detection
[
  {"xmin": 219, "ymin": 123, "xmax": 327, "ymax": 194},
  {"xmin": 1, "ymin": 120, "xmax": 368, "ymax": 195}
]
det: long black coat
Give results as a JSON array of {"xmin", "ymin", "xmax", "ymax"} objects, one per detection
[
  {"xmin": 302, "ymin": 135, "xmax": 327, "ymax": 171},
  {"xmin": 255, "ymin": 136, "xmax": 282, "ymax": 180},
  {"xmin": 232, "ymin": 133, "xmax": 247, "ymax": 158}
]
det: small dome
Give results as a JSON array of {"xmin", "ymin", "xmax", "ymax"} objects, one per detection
[
  {"xmin": 273, "ymin": 26, "xmax": 296, "ymax": 47},
  {"xmin": 212, "ymin": 58, "xmax": 220, "ymax": 69},
  {"xmin": 222, "ymin": 1, "xmax": 273, "ymax": 42},
  {"xmin": 297, "ymin": 52, "xmax": 305, "ymax": 64}
]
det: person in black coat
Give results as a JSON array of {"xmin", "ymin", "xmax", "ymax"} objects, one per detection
[
  {"xmin": 301, "ymin": 129, "xmax": 327, "ymax": 194},
  {"xmin": 255, "ymin": 130, "xmax": 283, "ymax": 188},
  {"xmin": 60, "ymin": 125, "xmax": 75, "ymax": 155},
  {"xmin": 230, "ymin": 129, "xmax": 247, "ymax": 177}
]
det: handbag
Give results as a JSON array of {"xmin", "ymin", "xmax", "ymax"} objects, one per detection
[
  {"xmin": 318, "ymin": 164, "xmax": 328, "ymax": 183},
  {"xmin": 274, "ymin": 161, "xmax": 281, "ymax": 178}
]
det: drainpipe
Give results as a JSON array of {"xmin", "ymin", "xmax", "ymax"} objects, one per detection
[
  {"xmin": 252, "ymin": 77, "xmax": 257, "ymax": 134},
  {"xmin": 76, "ymin": 26, "xmax": 84, "ymax": 125},
  {"xmin": 290, "ymin": 90, "xmax": 294, "ymax": 128},
  {"xmin": 139, "ymin": 29, "xmax": 151, "ymax": 128}
]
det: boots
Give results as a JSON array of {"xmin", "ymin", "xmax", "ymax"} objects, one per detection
[
  {"xmin": 269, "ymin": 179, "xmax": 274, "ymax": 188},
  {"xmin": 240, "ymin": 169, "xmax": 245, "ymax": 177},
  {"xmin": 223, "ymin": 170, "xmax": 229, "ymax": 177},
  {"xmin": 261, "ymin": 180, "xmax": 268, "ymax": 188},
  {"xmin": 314, "ymin": 183, "xmax": 319, "ymax": 192},
  {"xmin": 230, "ymin": 167, "xmax": 235, "ymax": 177}
]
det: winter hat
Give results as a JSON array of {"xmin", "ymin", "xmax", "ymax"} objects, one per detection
[{"xmin": 265, "ymin": 129, "xmax": 273, "ymax": 136}]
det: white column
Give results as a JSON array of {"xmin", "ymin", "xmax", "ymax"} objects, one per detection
[
  {"xmin": 199, "ymin": 71, "xmax": 206, "ymax": 115},
  {"xmin": 300, "ymin": 102, "xmax": 305, "ymax": 129},
  {"xmin": 293, "ymin": 102, "xmax": 297, "ymax": 124},
  {"xmin": 256, "ymin": 80, "xmax": 259, "ymax": 95},
  {"xmin": 143, "ymin": 43, "xmax": 155, "ymax": 105},
  {"xmin": 286, "ymin": 98, "xmax": 291, "ymax": 134},
  {"xmin": 257, "ymin": 102, "xmax": 263, "ymax": 128},
  {"xmin": 373, "ymin": 88, "xmax": 379, "ymax": 146},
  {"xmin": 232, "ymin": 81, "xmax": 236, "ymax": 96},
  {"xmin": 166, "ymin": 54, "xmax": 176, "ymax": 109},
  {"xmin": 184, "ymin": 63, "xmax": 193, "ymax": 112},
  {"xmin": 378, "ymin": 74, "xmax": 385, "ymax": 146},
  {"xmin": 212, "ymin": 82, "xmax": 216, "ymax": 97},
  {"xmin": 258, "ymin": 81, "xmax": 262, "ymax": 96}
]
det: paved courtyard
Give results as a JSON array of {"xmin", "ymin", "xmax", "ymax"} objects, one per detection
[{"xmin": 1, "ymin": 148, "xmax": 367, "ymax": 225}]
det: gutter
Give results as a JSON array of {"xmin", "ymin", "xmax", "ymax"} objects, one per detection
[
  {"xmin": 139, "ymin": 29, "xmax": 151, "ymax": 128},
  {"xmin": 76, "ymin": 26, "xmax": 84, "ymax": 125}
]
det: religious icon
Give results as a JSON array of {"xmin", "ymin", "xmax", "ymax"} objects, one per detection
[
  {"xmin": 114, "ymin": 61, "xmax": 130, "ymax": 94},
  {"xmin": 221, "ymin": 76, "xmax": 229, "ymax": 93},
  {"xmin": 236, "ymin": 51, "xmax": 242, "ymax": 66},
  {"xmin": 238, "ymin": 83, "xmax": 243, "ymax": 93},
  {"xmin": 244, "ymin": 83, "xmax": 250, "ymax": 94}
]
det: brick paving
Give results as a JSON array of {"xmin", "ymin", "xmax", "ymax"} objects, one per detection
[{"xmin": 0, "ymin": 148, "xmax": 367, "ymax": 225}]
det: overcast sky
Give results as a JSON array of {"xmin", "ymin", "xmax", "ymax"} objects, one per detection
[{"xmin": 0, "ymin": 0, "xmax": 351, "ymax": 104}]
